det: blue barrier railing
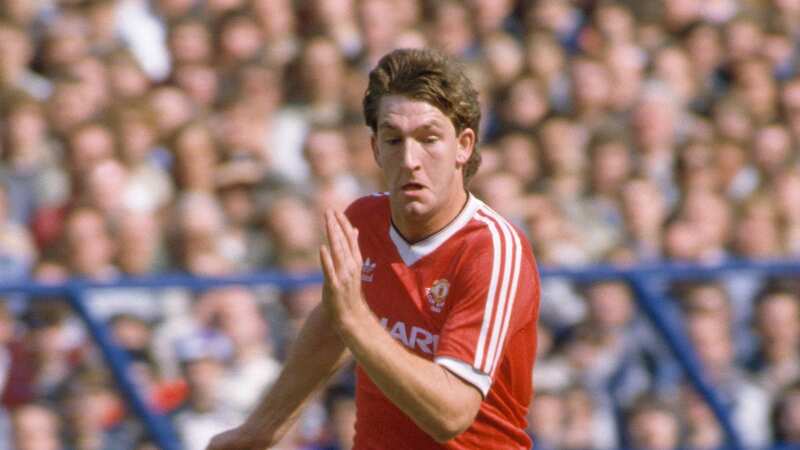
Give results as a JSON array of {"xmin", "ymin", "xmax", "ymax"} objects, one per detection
[{"xmin": 1, "ymin": 259, "xmax": 798, "ymax": 449}]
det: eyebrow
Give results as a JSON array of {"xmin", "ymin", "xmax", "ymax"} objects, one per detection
[{"xmin": 377, "ymin": 121, "xmax": 444, "ymax": 132}]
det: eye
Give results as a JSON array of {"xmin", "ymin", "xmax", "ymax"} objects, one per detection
[
  {"xmin": 384, "ymin": 137, "xmax": 402, "ymax": 145},
  {"xmin": 423, "ymin": 136, "xmax": 439, "ymax": 144}
]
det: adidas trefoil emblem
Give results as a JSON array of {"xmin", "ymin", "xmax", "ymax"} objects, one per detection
[{"xmin": 362, "ymin": 257, "xmax": 377, "ymax": 282}]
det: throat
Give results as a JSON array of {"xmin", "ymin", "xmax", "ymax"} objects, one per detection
[{"xmin": 391, "ymin": 190, "xmax": 469, "ymax": 244}]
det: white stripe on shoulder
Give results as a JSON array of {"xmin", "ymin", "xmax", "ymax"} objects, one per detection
[
  {"xmin": 473, "ymin": 211, "xmax": 502, "ymax": 370},
  {"xmin": 483, "ymin": 209, "xmax": 523, "ymax": 377},
  {"xmin": 479, "ymin": 207, "xmax": 518, "ymax": 374}
]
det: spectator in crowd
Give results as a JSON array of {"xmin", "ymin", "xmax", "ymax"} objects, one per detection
[
  {"xmin": 172, "ymin": 330, "xmax": 240, "ymax": 450},
  {"xmin": 526, "ymin": 388, "xmax": 564, "ymax": 450},
  {"xmin": 210, "ymin": 287, "xmax": 281, "ymax": 417},
  {"xmin": 10, "ymin": 402, "xmax": 64, "ymax": 450},
  {"xmin": 115, "ymin": 210, "xmax": 166, "ymax": 276},
  {"xmin": 559, "ymin": 383, "xmax": 617, "ymax": 450},
  {"xmin": 0, "ymin": 302, "xmax": 15, "ymax": 398},
  {"xmin": 262, "ymin": 192, "xmax": 321, "ymax": 270},
  {"xmin": 152, "ymin": 288, "xmax": 218, "ymax": 382},
  {"xmin": 59, "ymin": 367, "xmax": 140, "ymax": 450},
  {"xmin": 620, "ymin": 177, "xmax": 668, "ymax": 261},
  {"xmin": 278, "ymin": 284, "xmax": 325, "ymax": 346},
  {"xmin": 1, "ymin": 1, "xmax": 799, "ymax": 449},
  {"xmin": 773, "ymin": 380, "xmax": 800, "ymax": 445},
  {"xmin": 302, "ymin": 125, "xmax": 362, "ymax": 202},
  {"xmin": 0, "ymin": 92, "xmax": 65, "ymax": 225},
  {"xmin": 624, "ymin": 395, "xmax": 681, "ymax": 450},
  {"xmin": 683, "ymin": 297, "xmax": 771, "ymax": 448},
  {"xmin": 0, "ymin": 21, "xmax": 50, "ymax": 99},
  {"xmin": 3, "ymin": 302, "xmax": 84, "ymax": 407},
  {"xmin": 309, "ymin": 384, "xmax": 357, "ymax": 450},
  {"xmin": 773, "ymin": 167, "xmax": 800, "ymax": 254},
  {"xmin": 749, "ymin": 285, "xmax": 800, "ymax": 398},
  {"xmin": 0, "ymin": 181, "xmax": 36, "ymax": 281},
  {"xmin": 679, "ymin": 385, "xmax": 726, "ymax": 450}
]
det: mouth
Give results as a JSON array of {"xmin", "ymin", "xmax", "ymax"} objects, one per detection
[{"xmin": 401, "ymin": 182, "xmax": 425, "ymax": 192}]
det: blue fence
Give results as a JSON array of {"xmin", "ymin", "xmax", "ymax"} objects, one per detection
[{"xmin": 1, "ymin": 259, "xmax": 799, "ymax": 449}]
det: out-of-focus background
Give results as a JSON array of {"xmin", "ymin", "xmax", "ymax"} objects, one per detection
[{"xmin": 0, "ymin": 0, "xmax": 799, "ymax": 449}]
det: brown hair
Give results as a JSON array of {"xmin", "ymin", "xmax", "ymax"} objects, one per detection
[{"xmin": 363, "ymin": 48, "xmax": 482, "ymax": 185}]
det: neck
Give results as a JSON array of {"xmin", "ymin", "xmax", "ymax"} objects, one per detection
[{"xmin": 391, "ymin": 186, "xmax": 468, "ymax": 244}]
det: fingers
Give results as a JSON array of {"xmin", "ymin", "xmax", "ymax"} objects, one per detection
[
  {"xmin": 319, "ymin": 244, "xmax": 336, "ymax": 283},
  {"xmin": 324, "ymin": 210, "xmax": 351, "ymax": 271},
  {"xmin": 335, "ymin": 211, "xmax": 362, "ymax": 263}
]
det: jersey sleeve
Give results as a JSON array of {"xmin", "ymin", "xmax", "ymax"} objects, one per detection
[
  {"xmin": 434, "ymin": 218, "xmax": 537, "ymax": 398},
  {"xmin": 344, "ymin": 193, "xmax": 387, "ymax": 229}
]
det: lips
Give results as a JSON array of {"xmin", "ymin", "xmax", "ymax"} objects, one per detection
[{"xmin": 402, "ymin": 182, "xmax": 424, "ymax": 191}]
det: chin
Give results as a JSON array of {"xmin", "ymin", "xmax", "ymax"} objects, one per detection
[
  {"xmin": 392, "ymin": 193, "xmax": 431, "ymax": 217},
  {"xmin": 401, "ymin": 200, "xmax": 432, "ymax": 217}
]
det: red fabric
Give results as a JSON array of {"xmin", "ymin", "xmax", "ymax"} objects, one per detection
[
  {"xmin": 345, "ymin": 194, "xmax": 540, "ymax": 450},
  {"xmin": 2, "ymin": 339, "xmax": 86, "ymax": 408},
  {"xmin": 150, "ymin": 378, "xmax": 188, "ymax": 413},
  {"xmin": 1, "ymin": 342, "xmax": 36, "ymax": 407},
  {"xmin": 100, "ymin": 379, "xmax": 188, "ymax": 427},
  {"xmin": 30, "ymin": 203, "xmax": 68, "ymax": 252}
]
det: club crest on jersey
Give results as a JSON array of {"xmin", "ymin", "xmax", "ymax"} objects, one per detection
[
  {"xmin": 361, "ymin": 257, "xmax": 376, "ymax": 282},
  {"xmin": 426, "ymin": 279, "xmax": 450, "ymax": 313}
]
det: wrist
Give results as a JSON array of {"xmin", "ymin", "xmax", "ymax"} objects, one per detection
[{"xmin": 335, "ymin": 301, "xmax": 375, "ymax": 344}]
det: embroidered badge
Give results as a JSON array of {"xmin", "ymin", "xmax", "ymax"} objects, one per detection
[{"xmin": 426, "ymin": 279, "xmax": 450, "ymax": 313}]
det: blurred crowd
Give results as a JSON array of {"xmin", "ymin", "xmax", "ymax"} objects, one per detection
[{"xmin": 1, "ymin": 0, "xmax": 800, "ymax": 449}]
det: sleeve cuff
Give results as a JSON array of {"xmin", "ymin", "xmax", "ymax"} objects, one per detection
[{"xmin": 435, "ymin": 356, "xmax": 491, "ymax": 398}]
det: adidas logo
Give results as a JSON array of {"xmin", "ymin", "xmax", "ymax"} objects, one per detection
[{"xmin": 362, "ymin": 258, "xmax": 376, "ymax": 282}]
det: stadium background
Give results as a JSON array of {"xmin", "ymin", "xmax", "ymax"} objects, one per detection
[{"xmin": 1, "ymin": 0, "xmax": 800, "ymax": 449}]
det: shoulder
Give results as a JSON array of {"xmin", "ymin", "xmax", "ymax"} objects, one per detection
[
  {"xmin": 451, "ymin": 202, "xmax": 539, "ymax": 293},
  {"xmin": 461, "ymin": 201, "xmax": 536, "ymax": 268},
  {"xmin": 344, "ymin": 192, "xmax": 390, "ymax": 223},
  {"xmin": 343, "ymin": 193, "xmax": 389, "ymax": 228}
]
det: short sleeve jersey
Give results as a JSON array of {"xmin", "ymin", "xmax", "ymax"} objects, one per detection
[{"xmin": 345, "ymin": 193, "xmax": 540, "ymax": 450}]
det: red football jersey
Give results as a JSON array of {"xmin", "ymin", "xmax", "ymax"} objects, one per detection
[{"xmin": 345, "ymin": 193, "xmax": 540, "ymax": 450}]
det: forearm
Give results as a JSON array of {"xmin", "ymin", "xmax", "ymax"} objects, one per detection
[
  {"xmin": 243, "ymin": 304, "xmax": 350, "ymax": 445},
  {"xmin": 338, "ymin": 308, "xmax": 481, "ymax": 442}
]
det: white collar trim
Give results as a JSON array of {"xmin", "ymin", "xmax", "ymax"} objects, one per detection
[{"xmin": 389, "ymin": 194, "xmax": 481, "ymax": 266}]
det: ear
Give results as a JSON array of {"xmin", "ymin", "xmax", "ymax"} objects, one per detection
[
  {"xmin": 370, "ymin": 133, "xmax": 382, "ymax": 167},
  {"xmin": 455, "ymin": 128, "xmax": 475, "ymax": 168}
]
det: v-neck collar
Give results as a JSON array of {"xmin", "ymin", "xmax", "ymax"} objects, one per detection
[{"xmin": 388, "ymin": 193, "xmax": 482, "ymax": 266}]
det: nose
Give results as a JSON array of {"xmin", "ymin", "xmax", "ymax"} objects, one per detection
[{"xmin": 400, "ymin": 139, "xmax": 422, "ymax": 171}]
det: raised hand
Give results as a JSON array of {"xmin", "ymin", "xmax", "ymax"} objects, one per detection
[{"xmin": 319, "ymin": 210, "xmax": 368, "ymax": 331}]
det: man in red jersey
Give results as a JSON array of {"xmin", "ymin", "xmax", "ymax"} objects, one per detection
[{"xmin": 207, "ymin": 48, "xmax": 540, "ymax": 450}]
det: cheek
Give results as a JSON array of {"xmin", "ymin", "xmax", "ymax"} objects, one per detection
[{"xmin": 428, "ymin": 147, "xmax": 454, "ymax": 174}]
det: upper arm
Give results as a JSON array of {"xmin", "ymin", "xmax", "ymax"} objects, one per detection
[
  {"xmin": 439, "ymin": 362, "xmax": 483, "ymax": 407},
  {"xmin": 434, "ymin": 218, "xmax": 538, "ymax": 398},
  {"xmin": 433, "ymin": 364, "xmax": 483, "ymax": 441}
]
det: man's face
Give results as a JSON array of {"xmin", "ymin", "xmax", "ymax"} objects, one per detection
[
  {"xmin": 371, "ymin": 95, "xmax": 473, "ymax": 221},
  {"xmin": 66, "ymin": 211, "xmax": 113, "ymax": 276},
  {"xmin": 12, "ymin": 406, "xmax": 60, "ymax": 450},
  {"xmin": 629, "ymin": 410, "xmax": 680, "ymax": 450},
  {"xmin": 0, "ymin": 26, "xmax": 32, "ymax": 72}
]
